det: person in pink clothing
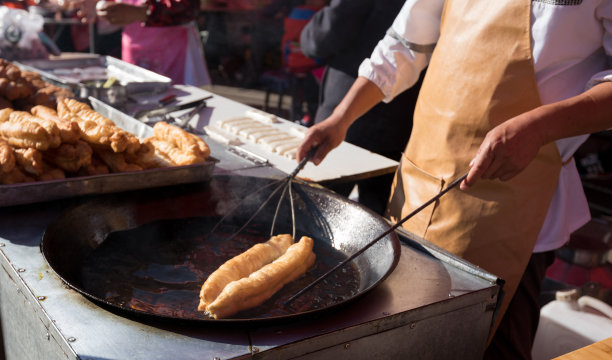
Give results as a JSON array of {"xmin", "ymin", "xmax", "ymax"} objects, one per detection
[{"xmin": 94, "ymin": 0, "xmax": 210, "ymax": 86}]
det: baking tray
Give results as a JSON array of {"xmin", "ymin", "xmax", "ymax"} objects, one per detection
[
  {"xmin": 15, "ymin": 55, "xmax": 171, "ymax": 94},
  {"xmin": 0, "ymin": 98, "xmax": 216, "ymax": 208}
]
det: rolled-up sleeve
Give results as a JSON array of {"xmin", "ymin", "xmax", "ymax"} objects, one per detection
[
  {"xmin": 586, "ymin": 2, "xmax": 612, "ymax": 88},
  {"xmin": 358, "ymin": 0, "xmax": 444, "ymax": 102}
]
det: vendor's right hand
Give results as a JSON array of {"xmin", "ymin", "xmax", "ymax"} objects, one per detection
[
  {"xmin": 96, "ymin": 2, "xmax": 148, "ymax": 26},
  {"xmin": 297, "ymin": 114, "xmax": 349, "ymax": 165},
  {"xmin": 72, "ymin": 0, "xmax": 98, "ymax": 23}
]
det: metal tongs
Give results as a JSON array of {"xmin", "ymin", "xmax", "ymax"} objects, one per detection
[
  {"xmin": 209, "ymin": 149, "xmax": 316, "ymax": 241},
  {"xmin": 284, "ymin": 171, "xmax": 469, "ymax": 306}
]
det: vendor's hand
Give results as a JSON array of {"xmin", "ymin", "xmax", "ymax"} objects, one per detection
[
  {"xmin": 297, "ymin": 114, "xmax": 350, "ymax": 165},
  {"xmin": 460, "ymin": 112, "xmax": 546, "ymax": 190},
  {"xmin": 72, "ymin": 0, "xmax": 98, "ymax": 23},
  {"xmin": 96, "ymin": 2, "xmax": 148, "ymax": 26},
  {"xmin": 298, "ymin": 77, "xmax": 385, "ymax": 165}
]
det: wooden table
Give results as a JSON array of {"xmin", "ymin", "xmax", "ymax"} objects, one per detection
[{"xmin": 554, "ymin": 337, "xmax": 612, "ymax": 359}]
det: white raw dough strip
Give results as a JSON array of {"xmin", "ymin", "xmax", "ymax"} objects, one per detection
[
  {"xmin": 261, "ymin": 137, "xmax": 298, "ymax": 152},
  {"xmin": 246, "ymin": 109, "xmax": 279, "ymax": 124},
  {"xmin": 288, "ymin": 126, "xmax": 306, "ymax": 138},
  {"xmin": 204, "ymin": 125, "xmax": 242, "ymax": 146},
  {"xmin": 223, "ymin": 120, "xmax": 263, "ymax": 134},
  {"xmin": 273, "ymin": 140, "xmax": 301, "ymax": 155},
  {"xmin": 256, "ymin": 133, "xmax": 294, "ymax": 145},
  {"xmin": 217, "ymin": 117, "xmax": 251, "ymax": 127},
  {"xmin": 238, "ymin": 124, "xmax": 275, "ymax": 138},
  {"xmin": 229, "ymin": 122, "xmax": 269, "ymax": 135},
  {"xmin": 284, "ymin": 148, "xmax": 297, "ymax": 160},
  {"xmin": 247, "ymin": 128, "xmax": 284, "ymax": 141},
  {"xmin": 258, "ymin": 134, "xmax": 296, "ymax": 148}
]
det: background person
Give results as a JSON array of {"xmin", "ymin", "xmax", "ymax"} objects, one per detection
[
  {"xmin": 297, "ymin": 0, "xmax": 612, "ymax": 358},
  {"xmin": 299, "ymin": 0, "xmax": 423, "ymax": 215},
  {"xmin": 94, "ymin": 0, "xmax": 210, "ymax": 86}
]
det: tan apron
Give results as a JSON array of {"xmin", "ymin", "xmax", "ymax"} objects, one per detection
[{"xmin": 386, "ymin": 0, "xmax": 562, "ymax": 332}]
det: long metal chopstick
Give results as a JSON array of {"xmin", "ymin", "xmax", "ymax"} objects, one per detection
[{"xmin": 284, "ymin": 172, "xmax": 469, "ymax": 306}]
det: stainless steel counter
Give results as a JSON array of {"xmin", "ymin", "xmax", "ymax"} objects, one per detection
[
  {"xmin": 0, "ymin": 143, "xmax": 500, "ymax": 360},
  {"xmin": 0, "ymin": 79, "xmax": 501, "ymax": 358}
]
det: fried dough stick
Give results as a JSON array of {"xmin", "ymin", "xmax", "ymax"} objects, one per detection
[
  {"xmin": 19, "ymin": 112, "xmax": 62, "ymax": 149},
  {"xmin": 124, "ymin": 138, "xmax": 155, "ymax": 168},
  {"xmin": 57, "ymin": 98, "xmax": 135, "ymax": 153},
  {"xmin": 78, "ymin": 156, "xmax": 110, "ymax": 176},
  {"xmin": 0, "ymin": 138, "xmax": 15, "ymax": 173},
  {"xmin": 37, "ymin": 162, "xmax": 66, "ymax": 181},
  {"xmin": 204, "ymin": 236, "xmax": 316, "ymax": 319},
  {"xmin": 75, "ymin": 118, "xmax": 130, "ymax": 153},
  {"xmin": 30, "ymin": 105, "xmax": 80, "ymax": 144},
  {"xmin": 153, "ymin": 121, "xmax": 210, "ymax": 160},
  {"xmin": 78, "ymin": 108, "xmax": 141, "ymax": 154},
  {"xmin": 0, "ymin": 108, "xmax": 11, "ymax": 122},
  {"xmin": 0, "ymin": 167, "xmax": 34, "ymax": 184},
  {"xmin": 93, "ymin": 146, "xmax": 142, "ymax": 172},
  {"xmin": 74, "ymin": 107, "xmax": 115, "ymax": 127},
  {"xmin": 44, "ymin": 140, "xmax": 93, "ymax": 173},
  {"xmin": 56, "ymin": 98, "xmax": 94, "ymax": 119},
  {"xmin": 13, "ymin": 148, "xmax": 43, "ymax": 176},
  {"xmin": 198, "ymin": 234, "xmax": 294, "ymax": 312},
  {"xmin": 0, "ymin": 111, "xmax": 61, "ymax": 150},
  {"xmin": 149, "ymin": 138, "xmax": 205, "ymax": 166}
]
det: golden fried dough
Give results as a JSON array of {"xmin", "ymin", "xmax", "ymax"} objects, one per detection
[
  {"xmin": 31, "ymin": 105, "xmax": 80, "ymax": 144},
  {"xmin": 0, "ymin": 63, "xmax": 20, "ymax": 81},
  {"xmin": 13, "ymin": 148, "xmax": 43, "ymax": 176},
  {"xmin": 76, "ymin": 107, "xmax": 116, "ymax": 127},
  {"xmin": 3, "ymin": 79, "xmax": 34, "ymax": 101},
  {"xmin": 153, "ymin": 121, "xmax": 210, "ymax": 160},
  {"xmin": 44, "ymin": 140, "xmax": 93, "ymax": 173},
  {"xmin": 58, "ymin": 98, "xmax": 92, "ymax": 116},
  {"xmin": 78, "ymin": 156, "xmax": 110, "ymax": 176},
  {"xmin": 37, "ymin": 162, "xmax": 66, "ymax": 181},
  {"xmin": 74, "ymin": 119, "xmax": 129, "ymax": 153},
  {"xmin": 55, "ymin": 97, "xmax": 72, "ymax": 119},
  {"xmin": 0, "ymin": 111, "xmax": 61, "ymax": 150},
  {"xmin": 93, "ymin": 146, "xmax": 142, "ymax": 173},
  {"xmin": 66, "ymin": 105, "xmax": 139, "ymax": 154},
  {"xmin": 0, "ymin": 138, "xmax": 15, "ymax": 173},
  {"xmin": 0, "ymin": 167, "xmax": 34, "ymax": 184},
  {"xmin": 0, "ymin": 108, "xmax": 11, "ymax": 122},
  {"xmin": 149, "ymin": 138, "xmax": 205, "ymax": 166},
  {"xmin": 11, "ymin": 111, "xmax": 62, "ymax": 148},
  {"xmin": 124, "ymin": 138, "xmax": 155, "ymax": 167},
  {"xmin": 198, "ymin": 234, "xmax": 294, "ymax": 313},
  {"xmin": 204, "ymin": 236, "xmax": 316, "ymax": 319}
]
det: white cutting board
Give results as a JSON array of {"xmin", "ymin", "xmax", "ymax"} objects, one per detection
[{"xmin": 162, "ymin": 85, "xmax": 399, "ymax": 183}]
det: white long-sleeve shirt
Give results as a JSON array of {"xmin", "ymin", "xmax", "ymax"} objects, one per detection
[{"xmin": 359, "ymin": 0, "xmax": 612, "ymax": 252}]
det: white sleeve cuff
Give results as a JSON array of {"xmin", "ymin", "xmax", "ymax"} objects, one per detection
[{"xmin": 586, "ymin": 69, "xmax": 612, "ymax": 89}]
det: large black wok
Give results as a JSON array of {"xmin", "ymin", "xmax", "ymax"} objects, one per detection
[{"xmin": 41, "ymin": 175, "xmax": 400, "ymax": 324}]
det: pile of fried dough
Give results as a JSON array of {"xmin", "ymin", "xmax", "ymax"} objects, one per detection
[
  {"xmin": 0, "ymin": 98, "xmax": 210, "ymax": 184},
  {"xmin": 0, "ymin": 58, "xmax": 210, "ymax": 185},
  {"xmin": 0, "ymin": 58, "xmax": 74, "ymax": 111},
  {"xmin": 198, "ymin": 234, "xmax": 316, "ymax": 319}
]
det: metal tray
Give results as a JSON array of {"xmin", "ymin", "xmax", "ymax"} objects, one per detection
[
  {"xmin": 0, "ymin": 98, "xmax": 216, "ymax": 208},
  {"xmin": 15, "ymin": 55, "xmax": 171, "ymax": 94}
]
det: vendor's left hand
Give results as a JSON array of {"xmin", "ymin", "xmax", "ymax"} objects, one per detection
[{"xmin": 460, "ymin": 113, "xmax": 546, "ymax": 190}]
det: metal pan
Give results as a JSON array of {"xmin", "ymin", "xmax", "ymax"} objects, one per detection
[{"xmin": 41, "ymin": 175, "xmax": 400, "ymax": 324}]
